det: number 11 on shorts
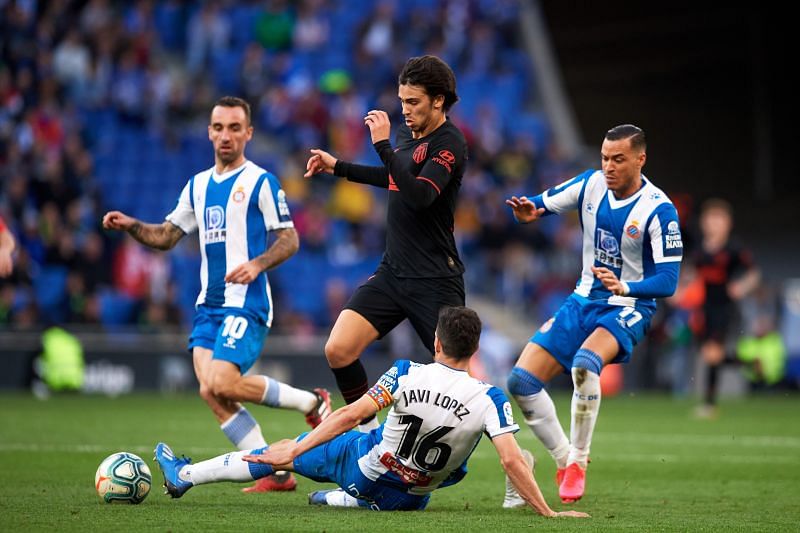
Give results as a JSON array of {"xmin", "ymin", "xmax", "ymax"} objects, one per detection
[{"xmin": 617, "ymin": 306, "xmax": 642, "ymax": 328}]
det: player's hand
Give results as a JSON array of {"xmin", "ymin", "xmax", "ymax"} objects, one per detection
[
  {"xmin": 242, "ymin": 439, "xmax": 298, "ymax": 466},
  {"xmin": 0, "ymin": 250, "xmax": 12, "ymax": 277},
  {"xmin": 591, "ymin": 266, "xmax": 626, "ymax": 295},
  {"xmin": 225, "ymin": 261, "xmax": 261, "ymax": 285},
  {"xmin": 102, "ymin": 211, "xmax": 137, "ymax": 231},
  {"xmin": 553, "ymin": 510, "xmax": 591, "ymax": 518},
  {"xmin": 504, "ymin": 196, "xmax": 545, "ymax": 223},
  {"xmin": 305, "ymin": 148, "xmax": 337, "ymax": 178},
  {"xmin": 364, "ymin": 110, "xmax": 391, "ymax": 144},
  {"xmin": 727, "ymin": 280, "xmax": 746, "ymax": 300}
]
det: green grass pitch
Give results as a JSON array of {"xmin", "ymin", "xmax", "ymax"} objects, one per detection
[{"xmin": 1, "ymin": 391, "xmax": 798, "ymax": 531}]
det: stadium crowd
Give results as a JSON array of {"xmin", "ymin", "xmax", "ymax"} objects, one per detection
[
  {"xmin": 0, "ymin": 0, "xmax": 786, "ymax": 390},
  {"xmin": 0, "ymin": 0, "xmax": 578, "ymax": 330}
]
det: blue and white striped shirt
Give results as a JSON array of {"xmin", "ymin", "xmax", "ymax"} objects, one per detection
[
  {"xmin": 533, "ymin": 169, "xmax": 682, "ymax": 310},
  {"xmin": 166, "ymin": 160, "xmax": 293, "ymax": 326}
]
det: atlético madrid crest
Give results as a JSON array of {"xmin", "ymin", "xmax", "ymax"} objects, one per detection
[{"xmin": 412, "ymin": 143, "xmax": 429, "ymax": 164}]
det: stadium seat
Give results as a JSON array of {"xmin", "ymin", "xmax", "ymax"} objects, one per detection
[
  {"xmin": 34, "ymin": 266, "xmax": 69, "ymax": 323},
  {"xmin": 98, "ymin": 290, "xmax": 137, "ymax": 326}
]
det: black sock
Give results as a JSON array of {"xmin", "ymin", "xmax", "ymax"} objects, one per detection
[
  {"xmin": 705, "ymin": 364, "xmax": 719, "ymax": 406},
  {"xmin": 331, "ymin": 359, "xmax": 375, "ymax": 424}
]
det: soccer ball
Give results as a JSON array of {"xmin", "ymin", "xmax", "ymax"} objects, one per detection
[{"xmin": 95, "ymin": 452, "xmax": 152, "ymax": 504}]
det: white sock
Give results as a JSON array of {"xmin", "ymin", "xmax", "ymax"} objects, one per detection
[
  {"xmin": 180, "ymin": 449, "xmax": 263, "ymax": 485},
  {"xmin": 220, "ymin": 408, "xmax": 267, "ymax": 450},
  {"xmin": 324, "ymin": 489, "xmax": 361, "ymax": 507},
  {"xmin": 514, "ymin": 390, "xmax": 569, "ymax": 468},
  {"xmin": 568, "ymin": 367, "xmax": 601, "ymax": 469},
  {"xmin": 261, "ymin": 376, "xmax": 317, "ymax": 413},
  {"xmin": 358, "ymin": 416, "xmax": 381, "ymax": 433}
]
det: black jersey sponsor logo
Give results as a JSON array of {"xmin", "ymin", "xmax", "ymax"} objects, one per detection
[{"xmin": 438, "ymin": 150, "xmax": 455, "ymax": 164}]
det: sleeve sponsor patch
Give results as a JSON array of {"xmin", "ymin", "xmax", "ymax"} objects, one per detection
[
  {"xmin": 431, "ymin": 150, "xmax": 455, "ymax": 173},
  {"xmin": 502, "ymin": 401, "xmax": 515, "ymax": 426},
  {"xmin": 663, "ymin": 219, "xmax": 683, "ymax": 256},
  {"xmin": 377, "ymin": 365, "xmax": 398, "ymax": 391},
  {"xmin": 366, "ymin": 384, "xmax": 394, "ymax": 410}
]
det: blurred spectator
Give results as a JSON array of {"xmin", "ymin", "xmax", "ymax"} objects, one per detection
[
  {"xmin": 0, "ymin": 0, "xmax": 574, "ymax": 341},
  {"xmin": 186, "ymin": 0, "xmax": 231, "ymax": 76},
  {"xmin": 293, "ymin": 0, "xmax": 329, "ymax": 51},
  {"xmin": 255, "ymin": 0, "xmax": 295, "ymax": 52},
  {"xmin": 53, "ymin": 29, "xmax": 91, "ymax": 100},
  {"xmin": 737, "ymin": 283, "xmax": 786, "ymax": 387}
]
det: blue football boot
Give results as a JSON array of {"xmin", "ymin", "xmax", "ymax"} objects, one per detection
[{"xmin": 154, "ymin": 442, "xmax": 193, "ymax": 498}]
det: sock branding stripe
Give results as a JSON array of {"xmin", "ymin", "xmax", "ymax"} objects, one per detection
[
  {"xmin": 261, "ymin": 376, "xmax": 281, "ymax": 407},
  {"xmin": 507, "ymin": 366, "xmax": 545, "ymax": 396},
  {"xmin": 573, "ymin": 348, "xmax": 603, "ymax": 375},
  {"xmin": 221, "ymin": 409, "xmax": 258, "ymax": 446}
]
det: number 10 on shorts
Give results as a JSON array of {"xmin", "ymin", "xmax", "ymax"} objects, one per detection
[{"xmin": 222, "ymin": 315, "xmax": 248, "ymax": 339}]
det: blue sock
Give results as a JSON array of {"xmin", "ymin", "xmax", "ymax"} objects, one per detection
[{"xmin": 247, "ymin": 446, "xmax": 275, "ymax": 479}]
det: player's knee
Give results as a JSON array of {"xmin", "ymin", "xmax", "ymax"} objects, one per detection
[
  {"xmin": 324, "ymin": 338, "xmax": 356, "ymax": 368},
  {"xmin": 210, "ymin": 376, "xmax": 241, "ymax": 401},
  {"xmin": 198, "ymin": 383, "xmax": 215, "ymax": 404},
  {"xmin": 507, "ymin": 366, "xmax": 545, "ymax": 397}
]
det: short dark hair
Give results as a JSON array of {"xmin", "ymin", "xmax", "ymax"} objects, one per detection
[
  {"xmin": 398, "ymin": 55, "xmax": 459, "ymax": 111},
  {"xmin": 212, "ymin": 96, "xmax": 252, "ymax": 125},
  {"xmin": 605, "ymin": 124, "xmax": 646, "ymax": 152},
  {"xmin": 436, "ymin": 306, "xmax": 481, "ymax": 360}
]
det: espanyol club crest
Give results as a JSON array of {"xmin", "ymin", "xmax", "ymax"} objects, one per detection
[
  {"xmin": 412, "ymin": 142, "xmax": 428, "ymax": 164},
  {"xmin": 626, "ymin": 221, "xmax": 640, "ymax": 238},
  {"xmin": 232, "ymin": 186, "xmax": 246, "ymax": 203}
]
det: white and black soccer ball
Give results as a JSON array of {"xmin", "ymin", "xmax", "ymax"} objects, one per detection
[{"xmin": 95, "ymin": 452, "xmax": 152, "ymax": 504}]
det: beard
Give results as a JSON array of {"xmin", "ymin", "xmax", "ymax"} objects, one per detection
[{"xmin": 216, "ymin": 147, "xmax": 240, "ymax": 165}]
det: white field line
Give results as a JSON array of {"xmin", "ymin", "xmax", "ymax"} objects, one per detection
[
  {"xmin": 1, "ymin": 439, "xmax": 798, "ymax": 465},
  {"xmin": 0, "ymin": 443, "xmax": 228, "ymax": 456},
  {"xmin": 513, "ymin": 431, "xmax": 800, "ymax": 448},
  {"xmin": 466, "ymin": 449, "xmax": 798, "ymax": 465}
]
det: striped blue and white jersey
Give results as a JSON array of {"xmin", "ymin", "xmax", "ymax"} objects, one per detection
[
  {"xmin": 533, "ymin": 169, "xmax": 683, "ymax": 310},
  {"xmin": 166, "ymin": 160, "xmax": 293, "ymax": 326},
  {"xmin": 361, "ymin": 360, "xmax": 519, "ymax": 495}
]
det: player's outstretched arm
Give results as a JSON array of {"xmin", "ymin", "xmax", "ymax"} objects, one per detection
[
  {"xmin": 492, "ymin": 434, "xmax": 590, "ymax": 518},
  {"xmin": 505, "ymin": 196, "xmax": 546, "ymax": 224},
  {"xmin": 102, "ymin": 211, "xmax": 185, "ymax": 251},
  {"xmin": 225, "ymin": 227, "xmax": 299, "ymax": 285},
  {"xmin": 305, "ymin": 147, "xmax": 389, "ymax": 188},
  {"xmin": 728, "ymin": 265, "xmax": 760, "ymax": 300},
  {"xmin": 304, "ymin": 149, "xmax": 337, "ymax": 177},
  {"xmin": 243, "ymin": 395, "xmax": 380, "ymax": 466}
]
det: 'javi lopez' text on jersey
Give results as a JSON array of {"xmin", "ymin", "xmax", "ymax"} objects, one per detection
[
  {"xmin": 533, "ymin": 169, "xmax": 683, "ymax": 310},
  {"xmin": 361, "ymin": 360, "xmax": 519, "ymax": 495},
  {"xmin": 166, "ymin": 161, "xmax": 293, "ymax": 326}
]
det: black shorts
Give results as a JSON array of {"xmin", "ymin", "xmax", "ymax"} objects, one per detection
[
  {"xmin": 344, "ymin": 266, "xmax": 465, "ymax": 354},
  {"xmin": 700, "ymin": 304, "xmax": 736, "ymax": 343}
]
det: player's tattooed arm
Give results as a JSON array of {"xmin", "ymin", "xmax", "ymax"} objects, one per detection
[
  {"xmin": 128, "ymin": 221, "xmax": 185, "ymax": 251},
  {"xmin": 257, "ymin": 227, "xmax": 299, "ymax": 271},
  {"xmin": 103, "ymin": 210, "xmax": 185, "ymax": 251},
  {"xmin": 225, "ymin": 228, "xmax": 298, "ymax": 285}
]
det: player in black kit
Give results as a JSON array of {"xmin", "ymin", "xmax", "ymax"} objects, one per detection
[
  {"xmin": 304, "ymin": 55, "xmax": 467, "ymax": 429},
  {"xmin": 694, "ymin": 199, "xmax": 760, "ymax": 418}
]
